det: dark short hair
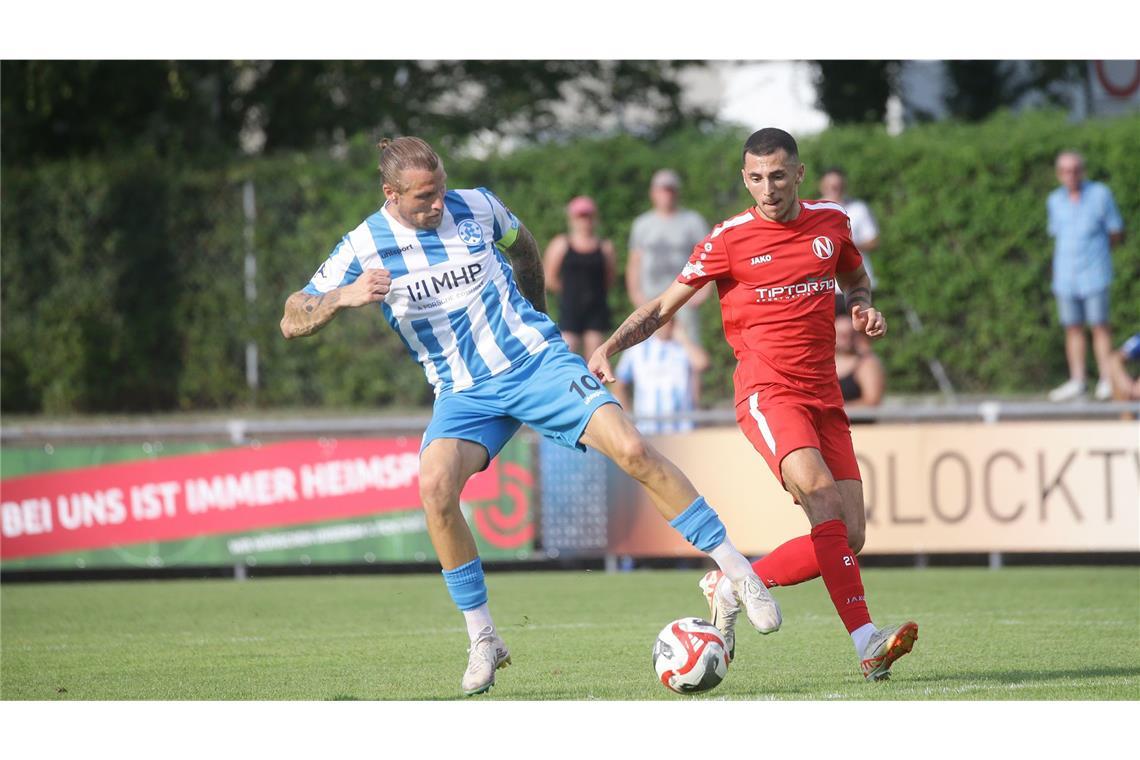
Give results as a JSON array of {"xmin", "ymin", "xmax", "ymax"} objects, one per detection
[
  {"xmin": 742, "ymin": 128, "xmax": 799, "ymax": 164},
  {"xmin": 820, "ymin": 166, "xmax": 846, "ymax": 179}
]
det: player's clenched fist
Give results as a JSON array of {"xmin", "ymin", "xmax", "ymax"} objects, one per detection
[
  {"xmin": 588, "ymin": 347, "xmax": 616, "ymax": 384},
  {"xmin": 342, "ymin": 268, "xmax": 392, "ymax": 307},
  {"xmin": 851, "ymin": 304, "xmax": 887, "ymax": 338}
]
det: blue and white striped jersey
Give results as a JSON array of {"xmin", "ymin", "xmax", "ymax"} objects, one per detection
[
  {"xmin": 303, "ymin": 187, "xmax": 560, "ymax": 394},
  {"xmin": 614, "ymin": 337, "xmax": 695, "ymax": 435}
]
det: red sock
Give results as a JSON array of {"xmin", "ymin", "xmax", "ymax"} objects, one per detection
[
  {"xmin": 810, "ymin": 519, "xmax": 872, "ymax": 633},
  {"xmin": 751, "ymin": 535, "xmax": 820, "ymax": 588}
]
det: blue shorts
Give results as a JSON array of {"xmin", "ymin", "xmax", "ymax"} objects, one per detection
[
  {"xmin": 421, "ymin": 345, "xmax": 619, "ymax": 468},
  {"xmin": 1056, "ymin": 290, "xmax": 1110, "ymax": 327}
]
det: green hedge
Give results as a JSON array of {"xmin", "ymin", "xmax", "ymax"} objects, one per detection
[{"xmin": 3, "ymin": 110, "xmax": 1137, "ymax": 414}]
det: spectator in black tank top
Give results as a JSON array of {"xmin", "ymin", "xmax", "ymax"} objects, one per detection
[
  {"xmin": 543, "ymin": 196, "xmax": 617, "ymax": 358},
  {"xmin": 835, "ymin": 298, "xmax": 886, "ymax": 408}
]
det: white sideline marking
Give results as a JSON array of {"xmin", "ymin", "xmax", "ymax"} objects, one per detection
[{"xmin": 7, "ymin": 623, "xmax": 614, "ymax": 653}]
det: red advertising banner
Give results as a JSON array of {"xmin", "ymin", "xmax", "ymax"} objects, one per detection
[{"xmin": 0, "ymin": 438, "xmax": 499, "ymax": 560}]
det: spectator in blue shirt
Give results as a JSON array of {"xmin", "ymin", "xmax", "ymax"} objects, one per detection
[{"xmin": 1045, "ymin": 151, "xmax": 1124, "ymax": 402}]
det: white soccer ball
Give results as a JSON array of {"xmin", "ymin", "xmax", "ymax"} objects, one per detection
[{"xmin": 652, "ymin": 617, "xmax": 730, "ymax": 694}]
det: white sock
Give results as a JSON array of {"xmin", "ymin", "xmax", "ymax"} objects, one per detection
[
  {"xmin": 851, "ymin": 622, "xmax": 877, "ymax": 655},
  {"xmin": 708, "ymin": 538, "xmax": 754, "ymax": 582},
  {"xmin": 463, "ymin": 603, "xmax": 495, "ymax": 643}
]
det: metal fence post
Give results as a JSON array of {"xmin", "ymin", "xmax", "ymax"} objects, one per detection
[{"xmin": 242, "ymin": 179, "xmax": 259, "ymax": 406}]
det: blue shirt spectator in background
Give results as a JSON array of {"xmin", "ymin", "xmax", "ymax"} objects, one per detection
[{"xmin": 1045, "ymin": 151, "xmax": 1124, "ymax": 403}]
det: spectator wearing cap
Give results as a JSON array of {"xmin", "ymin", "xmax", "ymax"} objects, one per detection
[
  {"xmin": 542, "ymin": 195, "xmax": 617, "ymax": 358},
  {"xmin": 1046, "ymin": 151, "xmax": 1125, "ymax": 402},
  {"xmin": 627, "ymin": 169, "xmax": 711, "ymax": 351},
  {"xmin": 819, "ymin": 167, "xmax": 880, "ymax": 288}
]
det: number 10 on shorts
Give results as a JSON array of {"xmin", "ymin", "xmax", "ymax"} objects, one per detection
[{"xmin": 569, "ymin": 374, "xmax": 602, "ymax": 399}]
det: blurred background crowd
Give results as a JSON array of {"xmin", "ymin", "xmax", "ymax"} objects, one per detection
[{"xmin": 2, "ymin": 60, "xmax": 1138, "ymax": 421}]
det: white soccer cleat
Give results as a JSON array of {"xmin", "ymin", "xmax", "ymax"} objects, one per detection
[
  {"xmin": 698, "ymin": 570, "xmax": 781, "ymax": 662},
  {"xmin": 732, "ymin": 573, "xmax": 782, "ymax": 635},
  {"xmin": 860, "ymin": 621, "xmax": 919, "ymax": 682},
  {"xmin": 698, "ymin": 569, "xmax": 736, "ymax": 662},
  {"xmin": 1094, "ymin": 378, "xmax": 1113, "ymax": 401},
  {"xmin": 1048, "ymin": 378, "xmax": 1087, "ymax": 402},
  {"xmin": 461, "ymin": 626, "xmax": 511, "ymax": 696}
]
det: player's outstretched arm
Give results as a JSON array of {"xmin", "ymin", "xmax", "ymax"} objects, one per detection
[
  {"xmin": 837, "ymin": 264, "xmax": 886, "ymax": 339},
  {"xmin": 503, "ymin": 224, "xmax": 548, "ymax": 314},
  {"xmin": 279, "ymin": 269, "xmax": 392, "ymax": 340},
  {"xmin": 589, "ymin": 281, "xmax": 698, "ymax": 382}
]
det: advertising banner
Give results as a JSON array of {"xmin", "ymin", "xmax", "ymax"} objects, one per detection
[
  {"xmin": 608, "ymin": 420, "xmax": 1140, "ymax": 556},
  {"xmin": 0, "ymin": 437, "xmax": 534, "ymax": 569}
]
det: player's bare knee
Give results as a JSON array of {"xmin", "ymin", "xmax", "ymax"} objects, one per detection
[
  {"xmin": 613, "ymin": 432, "xmax": 654, "ymax": 480},
  {"xmin": 798, "ymin": 485, "xmax": 844, "ymax": 525},
  {"xmin": 418, "ymin": 464, "xmax": 461, "ymax": 518},
  {"xmin": 846, "ymin": 523, "xmax": 866, "ymax": 554}
]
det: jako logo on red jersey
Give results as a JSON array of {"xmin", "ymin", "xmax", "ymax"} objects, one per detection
[{"xmin": 812, "ymin": 236, "xmax": 835, "ymax": 259}]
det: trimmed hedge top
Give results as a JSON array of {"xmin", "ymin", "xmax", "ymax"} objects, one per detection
[{"xmin": 3, "ymin": 110, "xmax": 1137, "ymax": 413}]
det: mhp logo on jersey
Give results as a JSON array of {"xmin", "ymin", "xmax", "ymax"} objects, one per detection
[
  {"xmin": 457, "ymin": 219, "xmax": 485, "ymax": 247},
  {"xmin": 812, "ymin": 236, "xmax": 835, "ymax": 260},
  {"xmin": 406, "ymin": 262, "xmax": 483, "ymax": 303}
]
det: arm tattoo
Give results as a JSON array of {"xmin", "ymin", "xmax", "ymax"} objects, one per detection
[
  {"xmin": 845, "ymin": 285, "xmax": 872, "ymax": 309},
  {"xmin": 607, "ymin": 303, "xmax": 664, "ymax": 353},
  {"xmin": 303, "ymin": 293, "xmax": 326, "ymax": 313},
  {"xmin": 281, "ymin": 290, "xmax": 342, "ymax": 339},
  {"xmin": 505, "ymin": 225, "xmax": 548, "ymax": 314}
]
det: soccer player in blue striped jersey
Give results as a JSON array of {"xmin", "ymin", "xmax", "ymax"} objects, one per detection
[{"xmin": 280, "ymin": 136, "xmax": 780, "ymax": 696}]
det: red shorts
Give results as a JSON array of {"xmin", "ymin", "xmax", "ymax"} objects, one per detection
[{"xmin": 735, "ymin": 390, "xmax": 861, "ymax": 488}]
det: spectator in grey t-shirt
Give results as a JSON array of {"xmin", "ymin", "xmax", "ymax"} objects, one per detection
[{"xmin": 626, "ymin": 169, "xmax": 711, "ymax": 349}]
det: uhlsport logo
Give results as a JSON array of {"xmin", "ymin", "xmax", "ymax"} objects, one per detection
[
  {"xmin": 378, "ymin": 242, "xmax": 414, "ymax": 260},
  {"xmin": 457, "ymin": 219, "xmax": 484, "ymax": 247},
  {"xmin": 812, "ymin": 236, "xmax": 835, "ymax": 260}
]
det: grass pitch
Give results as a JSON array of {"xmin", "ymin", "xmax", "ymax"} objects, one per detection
[{"xmin": 2, "ymin": 567, "xmax": 1137, "ymax": 700}]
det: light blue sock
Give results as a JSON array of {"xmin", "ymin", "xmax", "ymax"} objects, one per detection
[
  {"xmin": 668, "ymin": 496, "xmax": 727, "ymax": 553},
  {"xmin": 442, "ymin": 557, "xmax": 488, "ymax": 611}
]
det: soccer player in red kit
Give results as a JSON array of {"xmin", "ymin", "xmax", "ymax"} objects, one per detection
[{"xmin": 589, "ymin": 128, "xmax": 917, "ymax": 681}]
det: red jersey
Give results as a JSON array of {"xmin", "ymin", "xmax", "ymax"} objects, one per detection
[{"xmin": 677, "ymin": 200, "xmax": 863, "ymax": 406}]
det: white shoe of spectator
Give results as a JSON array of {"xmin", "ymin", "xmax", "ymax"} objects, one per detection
[
  {"xmin": 1094, "ymin": 378, "xmax": 1113, "ymax": 401},
  {"xmin": 1048, "ymin": 378, "xmax": 1087, "ymax": 402}
]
